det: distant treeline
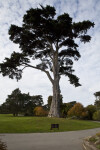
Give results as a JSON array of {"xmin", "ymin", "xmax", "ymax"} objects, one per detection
[{"xmin": 0, "ymin": 89, "xmax": 100, "ymax": 120}]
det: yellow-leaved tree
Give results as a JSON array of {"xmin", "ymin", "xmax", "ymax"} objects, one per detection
[
  {"xmin": 34, "ymin": 106, "xmax": 48, "ymax": 116},
  {"xmin": 67, "ymin": 103, "xmax": 87, "ymax": 119}
]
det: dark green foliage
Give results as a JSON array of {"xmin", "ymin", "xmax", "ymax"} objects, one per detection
[
  {"xmin": 24, "ymin": 95, "xmax": 43, "ymax": 116},
  {"xmin": 95, "ymin": 100, "xmax": 100, "ymax": 110},
  {"xmin": 94, "ymin": 91, "xmax": 100, "ymax": 97},
  {"xmin": 0, "ymin": 52, "xmax": 29, "ymax": 81},
  {"xmin": 5, "ymin": 88, "xmax": 22, "ymax": 116},
  {"xmin": 0, "ymin": 5, "xmax": 94, "ymax": 87},
  {"xmin": 61, "ymin": 101, "xmax": 76, "ymax": 117},
  {"xmin": 0, "ymin": 88, "xmax": 43, "ymax": 116},
  {"xmin": 43, "ymin": 104, "xmax": 49, "ymax": 111},
  {"xmin": 86, "ymin": 105, "xmax": 96, "ymax": 120},
  {"xmin": 93, "ymin": 110, "xmax": 100, "ymax": 121},
  {"xmin": 73, "ymin": 21, "xmax": 94, "ymax": 34},
  {"xmin": 94, "ymin": 91, "xmax": 100, "ymax": 110},
  {"xmin": 0, "ymin": 102, "xmax": 10, "ymax": 114},
  {"xmin": 47, "ymin": 95, "xmax": 63, "ymax": 109}
]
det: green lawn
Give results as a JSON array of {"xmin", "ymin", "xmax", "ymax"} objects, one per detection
[{"xmin": 0, "ymin": 114, "xmax": 100, "ymax": 133}]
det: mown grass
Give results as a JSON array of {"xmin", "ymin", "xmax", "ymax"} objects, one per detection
[{"xmin": 0, "ymin": 114, "xmax": 100, "ymax": 133}]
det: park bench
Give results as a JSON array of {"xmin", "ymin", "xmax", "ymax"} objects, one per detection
[{"xmin": 51, "ymin": 124, "xmax": 59, "ymax": 130}]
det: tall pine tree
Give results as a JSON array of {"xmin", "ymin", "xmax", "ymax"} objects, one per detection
[{"xmin": 0, "ymin": 5, "xmax": 94, "ymax": 117}]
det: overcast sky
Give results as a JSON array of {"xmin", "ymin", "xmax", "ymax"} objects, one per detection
[{"xmin": 0, "ymin": 0, "xmax": 100, "ymax": 106}]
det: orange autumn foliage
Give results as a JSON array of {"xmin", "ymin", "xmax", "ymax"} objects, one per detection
[
  {"xmin": 67, "ymin": 103, "xmax": 87, "ymax": 119},
  {"xmin": 34, "ymin": 106, "xmax": 48, "ymax": 116}
]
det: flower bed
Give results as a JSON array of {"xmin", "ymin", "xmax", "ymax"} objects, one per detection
[
  {"xmin": 83, "ymin": 133, "xmax": 100, "ymax": 150},
  {"xmin": 0, "ymin": 140, "xmax": 7, "ymax": 150}
]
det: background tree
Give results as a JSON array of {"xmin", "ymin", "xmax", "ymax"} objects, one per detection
[
  {"xmin": 86, "ymin": 105, "xmax": 96, "ymax": 120},
  {"xmin": 6, "ymin": 88, "xmax": 22, "ymax": 116},
  {"xmin": 94, "ymin": 91, "xmax": 100, "ymax": 100},
  {"xmin": 67, "ymin": 103, "xmax": 87, "ymax": 119},
  {"xmin": 0, "ymin": 5, "xmax": 94, "ymax": 117},
  {"xmin": 61, "ymin": 101, "xmax": 76, "ymax": 117},
  {"xmin": 0, "ymin": 88, "xmax": 43, "ymax": 116},
  {"xmin": 0, "ymin": 102, "xmax": 9, "ymax": 114},
  {"xmin": 24, "ymin": 95, "xmax": 43, "ymax": 116},
  {"xmin": 94, "ymin": 91, "xmax": 100, "ymax": 109},
  {"xmin": 43, "ymin": 104, "xmax": 49, "ymax": 112},
  {"xmin": 93, "ymin": 110, "xmax": 100, "ymax": 121}
]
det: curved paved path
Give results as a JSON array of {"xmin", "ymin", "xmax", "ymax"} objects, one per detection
[{"xmin": 0, "ymin": 128, "xmax": 100, "ymax": 150}]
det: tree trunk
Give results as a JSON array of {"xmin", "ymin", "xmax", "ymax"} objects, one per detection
[
  {"xmin": 48, "ymin": 75, "xmax": 61, "ymax": 118},
  {"xmin": 48, "ymin": 46, "xmax": 61, "ymax": 117}
]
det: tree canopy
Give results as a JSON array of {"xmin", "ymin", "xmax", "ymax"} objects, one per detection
[
  {"xmin": 94, "ymin": 91, "xmax": 100, "ymax": 99},
  {"xmin": 0, "ymin": 5, "xmax": 94, "ymax": 85}
]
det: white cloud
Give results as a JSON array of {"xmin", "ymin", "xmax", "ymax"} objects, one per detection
[{"xmin": 0, "ymin": 0, "xmax": 100, "ymax": 106}]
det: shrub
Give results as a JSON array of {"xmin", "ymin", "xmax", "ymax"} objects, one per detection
[
  {"xmin": 67, "ymin": 103, "xmax": 87, "ymax": 119},
  {"xmin": 34, "ymin": 106, "xmax": 48, "ymax": 116},
  {"xmin": 93, "ymin": 110, "xmax": 100, "ymax": 121}
]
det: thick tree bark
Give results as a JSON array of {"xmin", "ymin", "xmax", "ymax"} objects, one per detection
[
  {"xmin": 48, "ymin": 77, "xmax": 61, "ymax": 117},
  {"xmin": 48, "ymin": 49, "xmax": 61, "ymax": 117}
]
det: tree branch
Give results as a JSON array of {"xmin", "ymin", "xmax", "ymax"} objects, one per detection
[
  {"xmin": 22, "ymin": 66, "xmax": 28, "ymax": 71},
  {"xmin": 23, "ymin": 63, "xmax": 54, "ymax": 84}
]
